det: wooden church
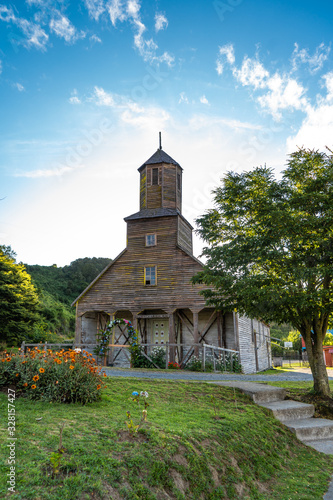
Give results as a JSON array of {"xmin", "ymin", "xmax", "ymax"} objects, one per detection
[{"xmin": 72, "ymin": 136, "xmax": 272, "ymax": 374}]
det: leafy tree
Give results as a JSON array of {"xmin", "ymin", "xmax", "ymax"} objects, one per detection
[
  {"xmin": 0, "ymin": 246, "xmax": 40, "ymax": 346},
  {"xmin": 323, "ymin": 333, "xmax": 333, "ymax": 346},
  {"xmin": 193, "ymin": 148, "xmax": 333, "ymax": 397}
]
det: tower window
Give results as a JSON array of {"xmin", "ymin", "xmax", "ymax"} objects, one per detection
[
  {"xmin": 177, "ymin": 173, "xmax": 181, "ymax": 190},
  {"xmin": 146, "ymin": 234, "xmax": 156, "ymax": 246},
  {"xmin": 152, "ymin": 168, "xmax": 159, "ymax": 185},
  {"xmin": 145, "ymin": 266, "xmax": 156, "ymax": 285}
]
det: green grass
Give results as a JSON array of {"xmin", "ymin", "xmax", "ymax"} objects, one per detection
[{"xmin": 1, "ymin": 378, "xmax": 333, "ymax": 499}]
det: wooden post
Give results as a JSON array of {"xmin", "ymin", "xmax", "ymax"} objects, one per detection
[
  {"xmin": 193, "ymin": 311, "xmax": 199, "ymax": 356},
  {"xmin": 165, "ymin": 341, "xmax": 169, "ymax": 369},
  {"xmin": 168, "ymin": 313, "xmax": 175, "ymax": 363},
  {"xmin": 203, "ymin": 344, "xmax": 206, "ymax": 371}
]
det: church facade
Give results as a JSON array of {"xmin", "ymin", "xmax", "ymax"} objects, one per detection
[{"xmin": 72, "ymin": 142, "xmax": 271, "ymax": 374}]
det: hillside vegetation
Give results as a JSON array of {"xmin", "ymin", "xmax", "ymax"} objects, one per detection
[{"xmin": 0, "ymin": 378, "xmax": 332, "ymax": 500}]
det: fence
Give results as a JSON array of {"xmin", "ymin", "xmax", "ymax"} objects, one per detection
[{"xmin": 20, "ymin": 342, "xmax": 241, "ymax": 373}]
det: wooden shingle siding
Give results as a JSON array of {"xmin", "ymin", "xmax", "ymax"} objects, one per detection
[
  {"xmin": 237, "ymin": 315, "xmax": 271, "ymax": 374},
  {"xmin": 177, "ymin": 217, "xmax": 193, "ymax": 254},
  {"xmin": 163, "ymin": 165, "xmax": 177, "ymax": 208},
  {"xmin": 140, "ymin": 171, "xmax": 147, "ymax": 209}
]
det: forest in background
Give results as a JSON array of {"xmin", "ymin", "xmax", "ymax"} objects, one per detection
[
  {"xmin": 0, "ymin": 244, "xmax": 111, "ymax": 346},
  {"xmin": 26, "ymin": 257, "xmax": 112, "ymax": 339}
]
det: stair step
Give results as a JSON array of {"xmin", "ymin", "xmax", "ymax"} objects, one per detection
[
  {"xmin": 211, "ymin": 381, "xmax": 286, "ymax": 403},
  {"xmin": 258, "ymin": 400, "xmax": 315, "ymax": 421},
  {"xmin": 305, "ymin": 439, "xmax": 333, "ymax": 455},
  {"xmin": 283, "ymin": 418, "xmax": 333, "ymax": 441}
]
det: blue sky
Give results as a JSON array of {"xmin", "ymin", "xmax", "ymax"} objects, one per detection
[{"xmin": 1, "ymin": 0, "xmax": 333, "ymax": 266}]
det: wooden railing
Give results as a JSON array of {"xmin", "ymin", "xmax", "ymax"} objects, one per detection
[{"xmin": 20, "ymin": 341, "xmax": 240, "ymax": 372}]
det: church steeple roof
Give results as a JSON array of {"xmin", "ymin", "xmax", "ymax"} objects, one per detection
[{"xmin": 138, "ymin": 148, "xmax": 181, "ymax": 172}]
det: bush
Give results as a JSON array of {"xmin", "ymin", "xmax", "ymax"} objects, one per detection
[
  {"xmin": 0, "ymin": 347, "xmax": 106, "ymax": 404},
  {"xmin": 150, "ymin": 346, "xmax": 166, "ymax": 368}
]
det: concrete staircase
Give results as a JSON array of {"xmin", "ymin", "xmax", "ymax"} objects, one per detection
[{"xmin": 212, "ymin": 381, "xmax": 333, "ymax": 454}]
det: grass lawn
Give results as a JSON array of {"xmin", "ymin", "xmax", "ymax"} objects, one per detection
[{"xmin": 1, "ymin": 377, "xmax": 333, "ymax": 500}]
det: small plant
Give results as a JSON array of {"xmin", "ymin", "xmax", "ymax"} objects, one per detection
[
  {"xmin": 125, "ymin": 411, "xmax": 140, "ymax": 435},
  {"xmin": 210, "ymin": 395, "xmax": 219, "ymax": 419},
  {"xmin": 49, "ymin": 423, "xmax": 65, "ymax": 477},
  {"xmin": 125, "ymin": 390, "xmax": 150, "ymax": 435}
]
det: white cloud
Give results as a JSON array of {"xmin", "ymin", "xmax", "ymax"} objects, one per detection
[
  {"xmin": 16, "ymin": 18, "xmax": 49, "ymax": 50},
  {"xmin": 216, "ymin": 44, "xmax": 313, "ymax": 120},
  {"xmin": 179, "ymin": 92, "xmax": 189, "ymax": 104},
  {"xmin": 0, "ymin": 60, "xmax": 2, "ymax": 75},
  {"xmin": 291, "ymin": 42, "xmax": 331, "ymax": 74},
  {"xmin": 106, "ymin": 0, "xmax": 174, "ymax": 66},
  {"xmin": 0, "ymin": 7, "xmax": 49, "ymax": 51},
  {"xmin": 92, "ymin": 86, "xmax": 116, "ymax": 106},
  {"xmin": 107, "ymin": 0, "xmax": 126, "ymax": 26},
  {"xmin": 0, "ymin": 5, "xmax": 15, "ymax": 22},
  {"xmin": 14, "ymin": 165, "xmax": 74, "ymax": 178},
  {"xmin": 84, "ymin": 0, "xmax": 105, "ymax": 21},
  {"xmin": 322, "ymin": 72, "xmax": 333, "ymax": 102},
  {"xmin": 50, "ymin": 15, "xmax": 85, "ymax": 43},
  {"xmin": 90, "ymin": 33, "xmax": 102, "ymax": 43},
  {"xmin": 200, "ymin": 95, "xmax": 209, "ymax": 105},
  {"xmin": 257, "ymin": 73, "xmax": 309, "ymax": 120},
  {"xmin": 233, "ymin": 56, "xmax": 269, "ymax": 90},
  {"xmin": 216, "ymin": 43, "xmax": 235, "ymax": 75},
  {"xmin": 287, "ymin": 71, "xmax": 333, "ymax": 151},
  {"xmin": 69, "ymin": 89, "xmax": 81, "ymax": 104},
  {"xmin": 13, "ymin": 82, "xmax": 25, "ymax": 91},
  {"xmin": 155, "ymin": 13, "xmax": 168, "ymax": 32}
]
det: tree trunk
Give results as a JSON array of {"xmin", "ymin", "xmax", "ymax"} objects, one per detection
[{"xmin": 302, "ymin": 326, "xmax": 330, "ymax": 397}]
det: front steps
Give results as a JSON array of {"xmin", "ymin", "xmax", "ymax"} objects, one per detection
[{"xmin": 212, "ymin": 381, "xmax": 333, "ymax": 455}]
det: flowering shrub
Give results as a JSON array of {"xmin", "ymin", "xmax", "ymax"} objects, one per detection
[
  {"xmin": 184, "ymin": 355, "xmax": 202, "ymax": 372},
  {"xmin": 168, "ymin": 361, "xmax": 180, "ymax": 370},
  {"xmin": 150, "ymin": 346, "xmax": 166, "ymax": 368},
  {"xmin": 0, "ymin": 347, "xmax": 106, "ymax": 404}
]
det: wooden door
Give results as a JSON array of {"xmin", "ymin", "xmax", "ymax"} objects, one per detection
[{"xmin": 150, "ymin": 319, "xmax": 169, "ymax": 345}]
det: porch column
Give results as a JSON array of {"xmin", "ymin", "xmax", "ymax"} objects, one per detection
[
  {"xmin": 192, "ymin": 310, "xmax": 199, "ymax": 356},
  {"xmin": 75, "ymin": 311, "xmax": 82, "ymax": 345},
  {"xmin": 168, "ymin": 312, "xmax": 175, "ymax": 363}
]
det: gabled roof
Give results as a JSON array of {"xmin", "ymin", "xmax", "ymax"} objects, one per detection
[{"xmin": 138, "ymin": 148, "xmax": 182, "ymax": 172}]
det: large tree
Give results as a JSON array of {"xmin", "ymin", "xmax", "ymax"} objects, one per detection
[
  {"xmin": 193, "ymin": 148, "xmax": 333, "ymax": 397},
  {"xmin": 0, "ymin": 246, "xmax": 40, "ymax": 346}
]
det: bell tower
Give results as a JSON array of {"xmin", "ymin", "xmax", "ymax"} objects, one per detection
[{"xmin": 137, "ymin": 133, "xmax": 183, "ymax": 213}]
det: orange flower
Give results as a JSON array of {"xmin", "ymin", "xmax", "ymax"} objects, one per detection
[
  {"xmin": 6, "ymin": 357, "xmax": 11, "ymax": 362},
  {"xmin": 103, "ymin": 373, "xmax": 107, "ymax": 377},
  {"xmin": 33, "ymin": 375, "xmax": 39, "ymax": 382},
  {"xmin": 39, "ymin": 367, "xmax": 45, "ymax": 373},
  {"xmin": 23, "ymin": 383, "xmax": 28, "ymax": 387},
  {"xmin": 69, "ymin": 365, "xmax": 74, "ymax": 370},
  {"xmin": 31, "ymin": 385, "xmax": 36, "ymax": 389},
  {"xmin": 97, "ymin": 385, "xmax": 101, "ymax": 390},
  {"xmin": 15, "ymin": 373, "xmax": 19, "ymax": 377}
]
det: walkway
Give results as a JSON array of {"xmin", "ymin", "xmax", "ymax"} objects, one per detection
[{"xmin": 103, "ymin": 366, "xmax": 333, "ymax": 382}]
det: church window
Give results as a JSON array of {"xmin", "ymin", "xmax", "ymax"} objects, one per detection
[
  {"xmin": 177, "ymin": 173, "xmax": 181, "ymax": 190},
  {"xmin": 145, "ymin": 266, "xmax": 156, "ymax": 285},
  {"xmin": 152, "ymin": 168, "xmax": 159, "ymax": 185},
  {"xmin": 146, "ymin": 234, "xmax": 156, "ymax": 246}
]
